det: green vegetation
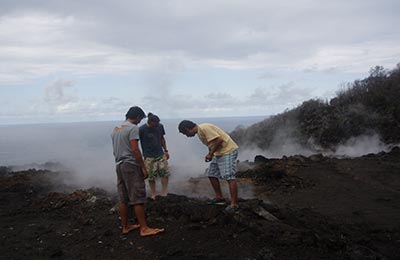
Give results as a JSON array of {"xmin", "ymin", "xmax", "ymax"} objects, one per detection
[{"xmin": 231, "ymin": 64, "xmax": 400, "ymax": 151}]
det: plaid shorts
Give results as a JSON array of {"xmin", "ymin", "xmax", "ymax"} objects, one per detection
[
  {"xmin": 116, "ymin": 162, "xmax": 146, "ymax": 205},
  {"xmin": 207, "ymin": 150, "xmax": 238, "ymax": 180},
  {"xmin": 144, "ymin": 154, "xmax": 170, "ymax": 181}
]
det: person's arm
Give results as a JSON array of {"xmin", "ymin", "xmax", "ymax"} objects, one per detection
[
  {"xmin": 161, "ymin": 136, "xmax": 170, "ymax": 160},
  {"xmin": 130, "ymin": 139, "xmax": 148, "ymax": 179},
  {"xmin": 205, "ymin": 137, "xmax": 224, "ymax": 162}
]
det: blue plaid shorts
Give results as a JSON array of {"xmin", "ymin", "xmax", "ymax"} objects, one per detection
[{"xmin": 207, "ymin": 150, "xmax": 238, "ymax": 180}]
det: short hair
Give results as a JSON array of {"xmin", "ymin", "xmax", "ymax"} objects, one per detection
[
  {"xmin": 178, "ymin": 120, "xmax": 196, "ymax": 133},
  {"xmin": 125, "ymin": 106, "xmax": 146, "ymax": 120},
  {"xmin": 147, "ymin": 112, "xmax": 160, "ymax": 123}
]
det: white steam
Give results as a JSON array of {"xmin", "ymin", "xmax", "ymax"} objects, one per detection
[
  {"xmin": 331, "ymin": 133, "xmax": 396, "ymax": 157},
  {"xmin": 2, "ymin": 119, "xmax": 397, "ymax": 199},
  {"xmin": 0, "ymin": 117, "xmax": 262, "ymax": 197},
  {"xmin": 237, "ymin": 129, "xmax": 398, "ymax": 162}
]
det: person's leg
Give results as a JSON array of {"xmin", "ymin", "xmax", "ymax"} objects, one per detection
[
  {"xmin": 160, "ymin": 155, "xmax": 169, "ymax": 197},
  {"xmin": 208, "ymin": 177, "xmax": 223, "ymax": 198},
  {"xmin": 227, "ymin": 179, "xmax": 238, "ymax": 206},
  {"xmin": 218, "ymin": 150, "xmax": 239, "ymax": 206},
  {"xmin": 207, "ymin": 158, "xmax": 224, "ymax": 199},
  {"xmin": 134, "ymin": 203, "xmax": 148, "ymax": 229},
  {"xmin": 149, "ymin": 180, "xmax": 157, "ymax": 199},
  {"xmin": 128, "ymin": 164, "xmax": 164, "ymax": 236},
  {"xmin": 119, "ymin": 202, "xmax": 128, "ymax": 228},
  {"xmin": 117, "ymin": 164, "xmax": 140, "ymax": 234},
  {"xmin": 119, "ymin": 203, "xmax": 140, "ymax": 234},
  {"xmin": 133, "ymin": 203, "xmax": 164, "ymax": 236},
  {"xmin": 145, "ymin": 158, "xmax": 157, "ymax": 199},
  {"xmin": 161, "ymin": 176, "xmax": 168, "ymax": 197}
]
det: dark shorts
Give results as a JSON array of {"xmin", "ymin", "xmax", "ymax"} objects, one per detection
[{"xmin": 116, "ymin": 162, "xmax": 146, "ymax": 205}]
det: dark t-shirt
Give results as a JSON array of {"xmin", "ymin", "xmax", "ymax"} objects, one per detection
[{"xmin": 139, "ymin": 123, "xmax": 166, "ymax": 158}]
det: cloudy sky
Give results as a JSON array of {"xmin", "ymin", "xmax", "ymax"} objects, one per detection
[{"xmin": 1, "ymin": 0, "xmax": 399, "ymax": 124}]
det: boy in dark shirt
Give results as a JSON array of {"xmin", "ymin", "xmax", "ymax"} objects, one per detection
[{"xmin": 139, "ymin": 113, "xmax": 170, "ymax": 200}]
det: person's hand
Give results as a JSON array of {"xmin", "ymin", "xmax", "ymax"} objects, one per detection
[
  {"xmin": 165, "ymin": 151, "xmax": 170, "ymax": 160},
  {"xmin": 141, "ymin": 166, "xmax": 148, "ymax": 180},
  {"xmin": 205, "ymin": 153, "xmax": 213, "ymax": 162}
]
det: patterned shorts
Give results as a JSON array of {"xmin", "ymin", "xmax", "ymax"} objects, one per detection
[
  {"xmin": 144, "ymin": 154, "xmax": 170, "ymax": 180},
  {"xmin": 207, "ymin": 150, "xmax": 238, "ymax": 180},
  {"xmin": 116, "ymin": 162, "xmax": 146, "ymax": 205}
]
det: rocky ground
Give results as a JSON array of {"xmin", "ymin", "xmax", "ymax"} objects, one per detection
[{"xmin": 1, "ymin": 148, "xmax": 400, "ymax": 259}]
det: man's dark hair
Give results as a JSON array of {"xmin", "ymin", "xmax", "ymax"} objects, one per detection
[
  {"xmin": 147, "ymin": 112, "xmax": 160, "ymax": 123},
  {"xmin": 178, "ymin": 120, "xmax": 196, "ymax": 133},
  {"xmin": 125, "ymin": 106, "xmax": 146, "ymax": 120}
]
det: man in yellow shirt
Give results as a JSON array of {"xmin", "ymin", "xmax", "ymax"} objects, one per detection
[{"xmin": 178, "ymin": 120, "xmax": 239, "ymax": 213}]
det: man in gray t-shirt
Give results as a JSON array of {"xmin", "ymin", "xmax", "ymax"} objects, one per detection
[
  {"xmin": 112, "ymin": 120, "xmax": 141, "ymax": 165},
  {"xmin": 111, "ymin": 106, "xmax": 164, "ymax": 237}
]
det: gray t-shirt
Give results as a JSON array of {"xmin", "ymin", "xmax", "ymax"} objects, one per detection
[{"xmin": 111, "ymin": 121, "xmax": 139, "ymax": 165}]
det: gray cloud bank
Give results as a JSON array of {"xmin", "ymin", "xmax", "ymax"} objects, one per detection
[
  {"xmin": 0, "ymin": 76, "xmax": 316, "ymax": 124},
  {"xmin": 0, "ymin": 0, "xmax": 399, "ymax": 83}
]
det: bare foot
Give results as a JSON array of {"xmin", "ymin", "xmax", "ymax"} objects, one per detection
[
  {"xmin": 122, "ymin": 224, "xmax": 140, "ymax": 234},
  {"xmin": 140, "ymin": 227, "xmax": 165, "ymax": 237}
]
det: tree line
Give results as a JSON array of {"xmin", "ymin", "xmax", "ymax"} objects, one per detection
[{"xmin": 231, "ymin": 63, "xmax": 400, "ymax": 151}]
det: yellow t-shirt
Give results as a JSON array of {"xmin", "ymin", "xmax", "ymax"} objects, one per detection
[{"xmin": 197, "ymin": 123, "xmax": 239, "ymax": 156}]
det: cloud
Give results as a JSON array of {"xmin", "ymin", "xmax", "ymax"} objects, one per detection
[
  {"xmin": 298, "ymin": 41, "xmax": 400, "ymax": 73},
  {"xmin": 246, "ymin": 83, "xmax": 314, "ymax": 107},
  {"xmin": 1, "ymin": 1, "xmax": 399, "ymax": 124},
  {"xmin": 44, "ymin": 79, "xmax": 76, "ymax": 105},
  {"xmin": 0, "ymin": 78, "xmax": 135, "ymax": 123},
  {"xmin": 139, "ymin": 81, "xmax": 316, "ymax": 119},
  {"xmin": 0, "ymin": 1, "xmax": 399, "ymax": 84},
  {"xmin": 258, "ymin": 71, "xmax": 279, "ymax": 79},
  {"xmin": 0, "ymin": 12, "xmax": 189, "ymax": 84}
]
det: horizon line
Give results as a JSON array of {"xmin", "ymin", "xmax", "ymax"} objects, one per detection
[{"xmin": 0, "ymin": 114, "xmax": 271, "ymax": 127}]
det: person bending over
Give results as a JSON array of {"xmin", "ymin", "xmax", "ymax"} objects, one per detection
[{"xmin": 178, "ymin": 120, "xmax": 239, "ymax": 213}]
